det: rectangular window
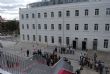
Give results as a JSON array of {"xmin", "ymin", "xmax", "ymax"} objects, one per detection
[
  {"xmin": 22, "ymin": 24, "xmax": 24, "ymax": 29},
  {"xmin": 38, "ymin": 13, "xmax": 40, "ymax": 18},
  {"xmin": 105, "ymin": 24, "xmax": 109, "ymax": 31},
  {"xmin": 33, "ymin": 24, "xmax": 35, "ymax": 29},
  {"xmin": 21, "ymin": 14, "xmax": 24, "ymax": 19},
  {"xmin": 45, "ymin": 36, "xmax": 47, "ymax": 42},
  {"xmin": 84, "ymin": 24, "xmax": 88, "ymax": 30},
  {"xmin": 84, "ymin": 38, "xmax": 87, "ymax": 41},
  {"xmin": 44, "ymin": 24, "xmax": 47, "ymax": 30},
  {"xmin": 27, "ymin": 24, "xmax": 29, "ymax": 29},
  {"xmin": 44, "ymin": 12, "xmax": 47, "ymax": 18},
  {"xmin": 95, "ymin": 9, "xmax": 99, "ymax": 15},
  {"xmin": 38, "ymin": 24, "xmax": 41, "ymax": 29},
  {"xmin": 39, "ymin": 35, "xmax": 41, "ymax": 42},
  {"xmin": 32, "ymin": 13, "xmax": 35, "ymax": 18},
  {"xmin": 94, "ymin": 24, "xmax": 98, "ymax": 31},
  {"xmin": 106, "ymin": 8, "xmax": 110, "ymax": 15},
  {"xmin": 104, "ymin": 39, "xmax": 109, "ymax": 48},
  {"xmin": 85, "ymin": 9, "xmax": 88, "ymax": 16},
  {"xmin": 58, "ymin": 24, "xmax": 62, "ymax": 30},
  {"xmin": 51, "ymin": 12, "xmax": 54, "ymax": 17},
  {"xmin": 66, "ymin": 37, "xmax": 69, "ymax": 45},
  {"xmin": 59, "ymin": 36, "xmax": 62, "ymax": 44},
  {"xmin": 66, "ymin": 11, "xmax": 70, "ymax": 17},
  {"xmin": 26, "ymin": 14, "xmax": 29, "ymax": 19},
  {"xmin": 51, "ymin": 36, "xmax": 54, "ymax": 43},
  {"xmin": 75, "ymin": 24, "xmax": 79, "ymax": 30},
  {"xmin": 51, "ymin": 24, "xmax": 54, "ymax": 30},
  {"xmin": 33, "ymin": 35, "xmax": 36, "ymax": 41},
  {"xmin": 27, "ymin": 35, "xmax": 29, "ymax": 40},
  {"xmin": 66, "ymin": 24, "xmax": 70, "ymax": 30},
  {"xmin": 23, "ymin": 34, "xmax": 25, "ymax": 40},
  {"xmin": 58, "ymin": 11, "xmax": 62, "ymax": 17},
  {"xmin": 75, "ymin": 10, "xmax": 79, "ymax": 16},
  {"xmin": 75, "ymin": 37, "xmax": 78, "ymax": 40}
]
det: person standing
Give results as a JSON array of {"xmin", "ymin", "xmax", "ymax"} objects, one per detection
[
  {"xmin": 94, "ymin": 52, "xmax": 97, "ymax": 63},
  {"xmin": 98, "ymin": 63, "xmax": 104, "ymax": 74},
  {"xmin": 105, "ymin": 67, "xmax": 109, "ymax": 74},
  {"xmin": 75, "ymin": 69, "xmax": 80, "ymax": 74},
  {"xmin": 27, "ymin": 50, "xmax": 29, "ymax": 57}
]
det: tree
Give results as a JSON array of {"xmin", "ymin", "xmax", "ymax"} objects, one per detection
[{"xmin": 0, "ymin": 20, "xmax": 19, "ymax": 35}]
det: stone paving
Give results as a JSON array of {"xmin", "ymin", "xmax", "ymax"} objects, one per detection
[
  {"xmin": 81, "ymin": 68, "xmax": 98, "ymax": 74},
  {"xmin": 1, "ymin": 42, "xmax": 110, "ymax": 74},
  {"xmin": 0, "ymin": 42, "xmax": 101, "ymax": 74}
]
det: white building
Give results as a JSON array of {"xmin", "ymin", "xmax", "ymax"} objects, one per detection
[{"xmin": 19, "ymin": 0, "xmax": 110, "ymax": 51}]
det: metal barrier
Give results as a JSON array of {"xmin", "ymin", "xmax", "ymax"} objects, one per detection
[{"xmin": 0, "ymin": 50, "xmax": 73, "ymax": 74}]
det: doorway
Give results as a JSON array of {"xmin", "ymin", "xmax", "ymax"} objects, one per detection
[
  {"xmin": 73, "ymin": 40, "xmax": 76, "ymax": 49},
  {"xmin": 82, "ymin": 41, "xmax": 86, "ymax": 50},
  {"xmin": 93, "ymin": 39, "xmax": 98, "ymax": 50}
]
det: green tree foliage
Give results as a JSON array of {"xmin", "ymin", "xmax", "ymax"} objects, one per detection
[{"xmin": 0, "ymin": 20, "xmax": 19, "ymax": 35}]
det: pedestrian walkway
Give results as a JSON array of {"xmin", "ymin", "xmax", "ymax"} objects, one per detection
[
  {"xmin": 1, "ymin": 41, "xmax": 110, "ymax": 74},
  {"xmin": 81, "ymin": 68, "xmax": 98, "ymax": 74}
]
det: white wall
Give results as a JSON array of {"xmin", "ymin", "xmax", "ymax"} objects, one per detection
[{"xmin": 19, "ymin": 1, "xmax": 110, "ymax": 51}]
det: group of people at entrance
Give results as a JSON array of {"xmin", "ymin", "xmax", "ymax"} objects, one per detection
[
  {"xmin": 53, "ymin": 47, "xmax": 75, "ymax": 55},
  {"xmin": 32, "ymin": 49, "xmax": 61, "ymax": 66},
  {"xmin": 76, "ymin": 52, "xmax": 109, "ymax": 74}
]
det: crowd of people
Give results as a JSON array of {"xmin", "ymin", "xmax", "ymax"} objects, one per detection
[
  {"xmin": 32, "ymin": 49, "xmax": 61, "ymax": 66},
  {"xmin": 25, "ymin": 46, "xmax": 109, "ymax": 74},
  {"xmin": 78, "ymin": 52, "xmax": 109, "ymax": 74},
  {"xmin": 54, "ymin": 46, "xmax": 75, "ymax": 54}
]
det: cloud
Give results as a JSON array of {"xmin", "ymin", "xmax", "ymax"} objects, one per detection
[
  {"xmin": 0, "ymin": 0, "xmax": 17, "ymax": 4},
  {"xmin": 0, "ymin": 0, "xmax": 41, "ymax": 20},
  {"xmin": 0, "ymin": 3, "xmax": 25, "ymax": 10}
]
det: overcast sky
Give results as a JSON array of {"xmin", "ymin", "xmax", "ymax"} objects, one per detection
[{"xmin": 0, "ymin": 0, "xmax": 41, "ymax": 20}]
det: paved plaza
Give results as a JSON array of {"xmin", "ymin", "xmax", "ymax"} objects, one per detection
[{"xmin": 0, "ymin": 41, "xmax": 102, "ymax": 74}]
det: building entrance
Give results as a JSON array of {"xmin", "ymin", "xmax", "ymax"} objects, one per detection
[
  {"xmin": 93, "ymin": 39, "xmax": 98, "ymax": 50},
  {"xmin": 82, "ymin": 41, "xmax": 86, "ymax": 50},
  {"xmin": 72, "ymin": 40, "xmax": 76, "ymax": 49}
]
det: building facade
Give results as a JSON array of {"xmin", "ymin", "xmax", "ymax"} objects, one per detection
[{"xmin": 19, "ymin": 0, "xmax": 110, "ymax": 51}]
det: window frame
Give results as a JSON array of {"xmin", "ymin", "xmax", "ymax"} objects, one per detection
[
  {"xmin": 58, "ymin": 24, "xmax": 62, "ymax": 30},
  {"xmin": 66, "ymin": 24, "xmax": 70, "ymax": 30},
  {"xmin": 38, "ymin": 13, "xmax": 41, "ymax": 18},
  {"xmin": 44, "ymin": 12, "xmax": 47, "ymax": 18},
  {"xmin": 38, "ymin": 24, "xmax": 41, "ymax": 30},
  {"xmin": 85, "ymin": 9, "xmax": 88, "ymax": 16},
  {"xmin": 95, "ymin": 9, "xmax": 99, "ymax": 15},
  {"xmin": 75, "ymin": 24, "xmax": 79, "ymax": 30},
  {"xmin": 44, "ymin": 24, "xmax": 47, "ymax": 30},
  {"xmin": 104, "ymin": 39, "xmax": 109, "ymax": 48},
  {"xmin": 33, "ymin": 35, "xmax": 36, "ymax": 41},
  {"xmin": 105, "ymin": 24, "xmax": 109, "ymax": 31},
  {"xmin": 51, "ymin": 24, "xmax": 54, "ymax": 30},
  {"xmin": 58, "ymin": 11, "xmax": 62, "ymax": 17},
  {"xmin": 94, "ymin": 24, "xmax": 98, "ymax": 31},
  {"xmin": 51, "ymin": 12, "xmax": 54, "ymax": 17},
  {"xmin": 75, "ymin": 10, "xmax": 79, "ymax": 16},
  {"xmin": 26, "ymin": 14, "xmax": 29, "ymax": 19},
  {"xmin": 106, "ymin": 8, "xmax": 110, "ymax": 15},
  {"xmin": 32, "ymin": 13, "xmax": 35, "ymax": 18},
  {"xmin": 66, "ymin": 10, "xmax": 70, "ymax": 17},
  {"xmin": 51, "ymin": 36, "xmax": 54, "ymax": 43},
  {"xmin": 84, "ymin": 24, "xmax": 88, "ymax": 30}
]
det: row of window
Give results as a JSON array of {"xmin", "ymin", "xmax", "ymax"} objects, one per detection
[
  {"xmin": 22, "ymin": 24, "xmax": 35, "ymax": 29},
  {"xmin": 22, "ymin": 34, "xmax": 36, "ymax": 41},
  {"xmin": 21, "ymin": 8, "xmax": 110, "ymax": 19},
  {"xmin": 22, "ymin": 34, "xmax": 109, "ymax": 48},
  {"xmin": 22, "ymin": 24, "xmax": 110, "ymax": 31}
]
